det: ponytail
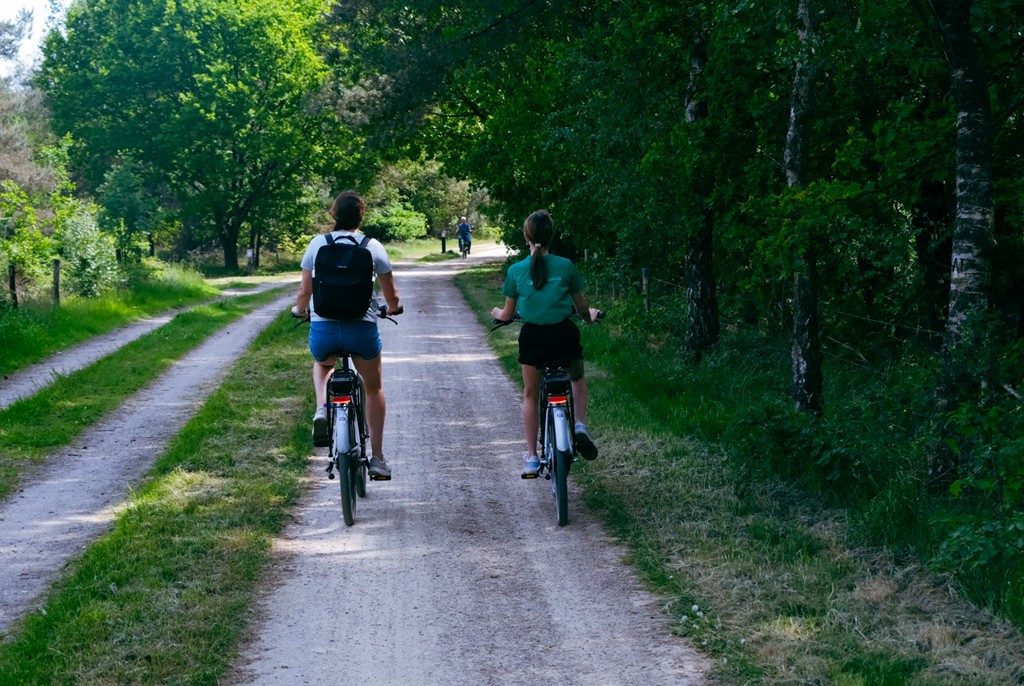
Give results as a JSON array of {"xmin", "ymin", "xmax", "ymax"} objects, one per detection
[{"xmin": 524, "ymin": 210, "xmax": 555, "ymax": 290}]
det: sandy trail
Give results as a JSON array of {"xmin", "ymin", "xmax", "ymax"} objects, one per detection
[
  {"xmin": 228, "ymin": 247, "xmax": 709, "ymax": 685},
  {"xmin": 0, "ymin": 291, "xmax": 293, "ymax": 635}
]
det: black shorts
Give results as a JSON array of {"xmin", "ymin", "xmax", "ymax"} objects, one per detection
[{"xmin": 518, "ymin": 319, "xmax": 583, "ymax": 367}]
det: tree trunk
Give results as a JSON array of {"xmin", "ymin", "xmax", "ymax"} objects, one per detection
[
  {"xmin": 931, "ymin": 0, "xmax": 996, "ymax": 483},
  {"xmin": 683, "ymin": 29, "xmax": 719, "ymax": 360},
  {"xmin": 786, "ymin": 0, "xmax": 824, "ymax": 415},
  {"xmin": 217, "ymin": 207, "xmax": 240, "ymax": 271}
]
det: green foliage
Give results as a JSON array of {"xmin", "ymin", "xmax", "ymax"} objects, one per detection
[
  {"xmin": 97, "ymin": 158, "xmax": 155, "ymax": 260},
  {"xmin": 0, "ymin": 179, "xmax": 52, "ymax": 290},
  {"xmin": 38, "ymin": 0, "xmax": 350, "ymax": 269},
  {"xmin": 363, "ymin": 201, "xmax": 427, "ymax": 242},
  {"xmin": 57, "ymin": 199, "xmax": 122, "ymax": 297},
  {"xmin": 366, "ymin": 158, "xmax": 474, "ymax": 235}
]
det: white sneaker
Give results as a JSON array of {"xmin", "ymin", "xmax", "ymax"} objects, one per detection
[
  {"xmin": 368, "ymin": 456, "xmax": 391, "ymax": 480},
  {"xmin": 522, "ymin": 453, "xmax": 540, "ymax": 479},
  {"xmin": 574, "ymin": 422, "xmax": 598, "ymax": 460},
  {"xmin": 312, "ymin": 408, "xmax": 329, "ymax": 447}
]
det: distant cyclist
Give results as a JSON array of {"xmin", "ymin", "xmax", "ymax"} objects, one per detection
[
  {"xmin": 457, "ymin": 216, "xmax": 472, "ymax": 255},
  {"xmin": 292, "ymin": 191, "xmax": 402, "ymax": 480},
  {"xmin": 491, "ymin": 209, "xmax": 600, "ymax": 477}
]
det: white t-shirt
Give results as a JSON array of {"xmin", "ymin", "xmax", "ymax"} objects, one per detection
[{"xmin": 300, "ymin": 230, "xmax": 392, "ymax": 323}]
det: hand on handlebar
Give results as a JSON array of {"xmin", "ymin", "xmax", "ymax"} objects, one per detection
[{"xmin": 290, "ymin": 306, "xmax": 310, "ymax": 321}]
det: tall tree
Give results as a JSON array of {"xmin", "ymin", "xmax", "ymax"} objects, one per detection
[
  {"xmin": 681, "ymin": 24, "xmax": 719, "ymax": 360},
  {"xmin": 931, "ymin": 0, "xmax": 996, "ymax": 482},
  {"xmin": 786, "ymin": 0, "xmax": 824, "ymax": 415},
  {"xmin": 38, "ymin": 0, "xmax": 347, "ymax": 269}
]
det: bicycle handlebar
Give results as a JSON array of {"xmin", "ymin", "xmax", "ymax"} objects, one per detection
[
  {"xmin": 491, "ymin": 310, "xmax": 604, "ymax": 329},
  {"xmin": 290, "ymin": 304, "xmax": 403, "ymax": 325}
]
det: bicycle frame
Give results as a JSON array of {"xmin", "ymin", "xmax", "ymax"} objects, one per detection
[
  {"xmin": 326, "ymin": 355, "xmax": 368, "ymax": 526},
  {"xmin": 537, "ymin": 363, "xmax": 576, "ymax": 526},
  {"xmin": 538, "ymin": 365, "xmax": 576, "ymax": 468}
]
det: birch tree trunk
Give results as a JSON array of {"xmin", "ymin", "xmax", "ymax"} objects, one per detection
[
  {"xmin": 787, "ymin": 0, "xmax": 824, "ymax": 415},
  {"xmin": 931, "ymin": 0, "xmax": 995, "ymax": 482}
]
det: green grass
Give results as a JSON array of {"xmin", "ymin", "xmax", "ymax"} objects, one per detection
[
  {"xmin": 2, "ymin": 261, "xmax": 1021, "ymax": 684},
  {"xmin": 0, "ymin": 261, "xmax": 220, "ymax": 375},
  {"xmin": 0, "ymin": 311, "xmax": 311, "ymax": 683},
  {"xmin": 0, "ymin": 288, "xmax": 286, "ymax": 502},
  {"xmin": 455, "ymin": 263, "xmax": 1024, "ymax": 685}
]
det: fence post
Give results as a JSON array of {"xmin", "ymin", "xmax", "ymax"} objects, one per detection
[
  {"xmin": 440, "ymin": 231, "xmax": 447, "ymax": 253},
  {"xmin": 8, "ymin": 263, "xmax": 17, "ymax": 309},
  {"xmin": 52, "ymin": 258, "xmax": 61, "ymax": 306},
  {"xmin": 642, "ymin": 267, "xmax": 650, "ymax": 313}
]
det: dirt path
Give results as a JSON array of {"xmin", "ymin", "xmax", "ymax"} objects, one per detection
[
  {"xmin": 227, "ymin": 249, "xmax": 710, "ymax": 685},
  {"xmin": 0, "ymin": 290, "xmax": 294, "ymax": 635},
  {"xmin": 0, "ymin": 280, "xmax": 295, "ymax": 411}
]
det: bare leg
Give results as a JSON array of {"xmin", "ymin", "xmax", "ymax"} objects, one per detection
[
  {"xmin": 570, "ymin": 377, "xmax": 588, "ymax": 425},
  {"xmin": 522, "ymin": 364, "xmax": 541, "ymax": 455},
  {"xmin": 569, "ymin": 359, "xmax": 588, "ymax": 424},
  {"xmin": 313, "ymin": 359, "xmax": 336, "ymax": 409},
  {"xmin": 353, "ymin": 354, "xmax": 385, "ymax": 457}
]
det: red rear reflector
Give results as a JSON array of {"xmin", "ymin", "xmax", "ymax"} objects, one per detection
[
  {"xmin": 331, "ymin": 396, "xmax": 352, "ymax": 405},
  {"xmin": 548, "ymin": 395, "xmax": 569, "ymax": 405}
]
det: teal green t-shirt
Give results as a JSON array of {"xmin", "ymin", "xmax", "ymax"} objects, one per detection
[{"xmin": 502, "ymin": 254, "xmax": 584, "ymax": 325}]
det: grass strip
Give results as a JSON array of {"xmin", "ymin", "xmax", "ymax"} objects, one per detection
[
  {"xmin": 0, "ymin": 262, "xmax": 220, "ymax": 375},
  {"xmin": 0, "ymin": 287, "xmax": 287, "ymax": 502},
  {"xmin": 0, "ymin": 309, "xmax": 311, "ymax": 683},
  {"xmin": 456, "ymin": 263, "xmax": 1024, "ymax": 685}
]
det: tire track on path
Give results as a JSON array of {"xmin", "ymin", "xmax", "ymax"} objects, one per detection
[
  {"xmin": 0, "ymin": 290, "xmax": 293, "ymax": 636},
  {"xmin": 0, "ymin": 280, "xmax": 295, "ymax": 411}
]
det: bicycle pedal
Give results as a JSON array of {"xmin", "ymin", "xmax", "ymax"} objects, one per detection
[
  {"xmin": 369, "ymin": 473, "xmax": 392, "ymax": 481},
  {"xmin": 521, "ymin": 473, "xmax": 539, "ymax": 480}
]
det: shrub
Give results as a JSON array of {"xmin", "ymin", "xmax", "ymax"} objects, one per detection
[{"xmin": 58, "ymin": 201, "xmax": 122, "ymax": 297}]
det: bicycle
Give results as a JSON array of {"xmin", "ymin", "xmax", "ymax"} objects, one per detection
[
  {"xmin": 458, "ymin": 234, "xmax": 471, "ymax": 258},
  {"xmin": 491, "ymin": 311, "xmax": 602, "ymax": 526},
  {"xmin": 293, "ymin": 305, "xmax": 400, "ymax": 526}
]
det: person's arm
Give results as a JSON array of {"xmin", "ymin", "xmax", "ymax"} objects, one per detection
[
  {"xmin": 491, "ymin": 296, "xmax": 516, "ymax": 321},
  {"xmin": 570, "ymin": 291, "xmax": 599, "ymax": 324},
  {"xmin": 292, "ymin": 270, "xmax": 313, "ymax": 318},
  {"xmin": 378, "ymin": 271, "xmax": 402, "ymax": 314}
]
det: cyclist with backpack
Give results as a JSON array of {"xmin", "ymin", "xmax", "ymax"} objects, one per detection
[
  {"xmin": 490, "ymin": 209, "xmax": 600, "ymax": 477},
  {"xmin": 292, "ymin": 191, "xmax": 402, "ymax": 480}
]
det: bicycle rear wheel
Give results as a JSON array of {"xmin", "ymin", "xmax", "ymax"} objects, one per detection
[
  {"xmin": 335, "ymin": 406, "xmax": 357, "ymax": 526},
  {"xmin": 553, "ymin": 447, "xmax": 569, "ymax": 526},
  {"xmin": 545, "ymin": 407, "xmax": 570, "ymax": 526}
]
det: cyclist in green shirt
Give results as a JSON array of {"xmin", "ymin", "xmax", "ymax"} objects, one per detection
[{"xmin": 491, "ymin": 209, "xmax": 600, "ymax": 477}]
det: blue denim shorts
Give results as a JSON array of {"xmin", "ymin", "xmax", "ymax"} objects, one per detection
[{"xmin": 309, "ymin": 320, "xmax": 382, "ymax": 362}]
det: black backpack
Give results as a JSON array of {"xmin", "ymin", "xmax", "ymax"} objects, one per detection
[{"xmin": 312, "ymin": 233, "xmax": 374, "ymax": 320}]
